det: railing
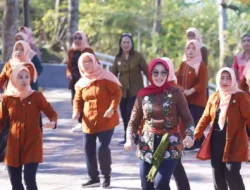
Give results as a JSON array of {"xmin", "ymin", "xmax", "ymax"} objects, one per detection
[
  {"xmin": 96, "ymin": 52, "xmax": 217, "ymax": 94},
  {"xmin": 96, "ymin": 52, "xmax": 149, "ymax": 87},
  {"xmin": 0, "ymin": 52, "xmax": 217, "ymax": 93}
]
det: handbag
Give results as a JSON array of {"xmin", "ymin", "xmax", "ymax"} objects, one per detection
[{"xmin": 0, "ymin": 117, "xmax": 10, "ymax": 162}]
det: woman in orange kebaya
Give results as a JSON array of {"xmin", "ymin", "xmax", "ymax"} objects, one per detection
[
  {"xmin": 195, "ymin": 67, "xmax": 250, "ymax": 190},
  {"xmin": 66, "ymin": 31, "xmax": 95, "ymax": 132},
  {"xmin": 72, "ymin": 52, "xmax": 122, "ymax": 188},
  {"xmin": 185, "ymin": 27, "xmax": 208, "ymax": 65},
  {"xmin": 0, "ymin": 65, "xmax": 58, "ymax": 190},
  {"xmin": 0, "ymin": 40, "xmax": 38, "ymax": 89},
  {"xmin": 14, "ymin": 32, "xmax": 43, "ymax": 90},
  {"xmin": 176, "ymin": 39, "xmax": 208, "ymax": 150}
]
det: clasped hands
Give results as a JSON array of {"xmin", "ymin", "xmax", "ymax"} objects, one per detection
[{"xmin": 183, "ymin": 136, "xmax": 194, "ymax": 149}]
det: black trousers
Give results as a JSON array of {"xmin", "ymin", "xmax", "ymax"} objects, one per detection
[
  {"xmin": 83, "ymin": 129, "xmax": 114, "ymax": 178},
  {"xmin": 139, "ymin": 135, "xmax": 179, "ymax": 190},
  {"xmin": 140, "ymin": 159, "xmax": 179, "ymax": 190},
  {"xmin": 71, "ymin": 77, "xmax": 83, "ymax": 123},
  {"xmin": 119, "ymin": 96, "xmax": 136, "ymax": 141},
  {"xmin": 246, "ymin": 127, "xmax": 250, "ymax": 137},
  {"xmin": 173, "ymin": 158, "xmax": 190, "ymax": 190},
  {"xmin": 39, "ymin": 114, "xmax": 43, "ymax": 132},
  {"xmin": 30, "ymin": 82, "xmax": 43, "ymax": 131},
  {"xmin": 211, "ymin": 131, "xmax": 245, "ymax": 190},
  {"xmin": 7, "ymin": 163, "xmax": 39, "ymax": 190},
  {"xmin": 189, "ymin": 104, "xmax": 205, "ymax": 148}
]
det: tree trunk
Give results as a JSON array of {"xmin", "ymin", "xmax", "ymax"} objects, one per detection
[
  {"xmin": 218, "ymin": 0, "xmax": 227, "ymax": 67},
  {"xmin": 151, "ymin": 0, "xmax": 161, "ymax": 54},
  {"xmin": 51, "ymin": 0, "xmax": 67, "ymax": 52},
  {"xmin": 152, "ymin": 0, "xmax": 161, "ymax": 35},
  {"xmin": 54, "ymin": 0, "xmax": 61, "ymax": 32},
  {"xmin": 2, "ymin": 0, "xmax": 19, "ymax": 62},
  {"xmin": 67, "ymin": 0, "xmax": 79, "ymax": 50},
  {"xmin": 23, "ymin": 0, "xmax": 30, "ymax": 27}
]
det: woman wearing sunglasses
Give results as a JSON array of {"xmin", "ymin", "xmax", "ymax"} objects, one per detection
[
  {"xmin": 111, "ymin": 33, "xmax": 148, "ymax": 145},
  {"xmin": 124, "ymin": 58, "xmax": 195, "ymax": 190},
  {"xmin": 176, "ymin": 40, "xmax": 208, "ymax": 150},
  {"xmin": 66, "ymin": 31, "xmax": 95, "ymax": 132}
]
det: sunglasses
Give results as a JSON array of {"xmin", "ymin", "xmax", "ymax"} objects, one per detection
[
  {"xmin": 151, "ymin": 70, "xmax": 168, "ymax": 77},
  {"xmin": 122, "ymin": 33, "xmax": 132, "ymax": 37},
  {"xmin": 74, "ymin": 37, "xmax": 82, "ymax": 40}
]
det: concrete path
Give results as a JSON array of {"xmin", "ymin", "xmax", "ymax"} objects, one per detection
[{"xmin": 0, "ymin": 88, "xmax": 250, "ymax": 190}]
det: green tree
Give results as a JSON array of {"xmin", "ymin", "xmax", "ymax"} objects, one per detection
[{"xmin": 14, "ymin": 0, "xmax": 250, "ymax": 79}]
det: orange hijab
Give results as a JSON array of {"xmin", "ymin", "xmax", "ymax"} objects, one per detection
[
  {"xmin": 5, "ymin": 65, "xmax": 34, "ymax": 101},
  {"xmin": 9, "ymin": 41, "xmax": 37, "ymax": 82},
  {"xmin": 75, "ymin": 52, "xmax": 121, "ymax": 89},
  {"xmin": 71, "ymin": 31, "xmax": 90, "ymax": 51},
  {"xmin": 15, "ymin": 32, "xmax": 37, "ymax": 59},
  {"xmin": 183, "ymin": 40, "xmax": 202, "ymax": 76},
  {"xmin": 216, "ymin": 67, "xmax": 241, "ymax": 130}
]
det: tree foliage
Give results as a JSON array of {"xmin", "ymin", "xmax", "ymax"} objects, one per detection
[{"xmin": 1, "ymin": 0, "xmax": 250, "ymax": 81}]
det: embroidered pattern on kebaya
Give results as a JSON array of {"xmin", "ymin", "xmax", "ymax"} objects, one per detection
[{"xmin": 137, "ymin": 92, "xmax": 195, "ymax": 163}]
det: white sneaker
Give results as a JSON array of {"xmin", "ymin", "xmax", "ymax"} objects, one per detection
[
  {"xmin": 71, "ymin": 123, "xmax": 82, "ymax": 132},
  {"xmin": 2, "ymin": 165, "xmax": 7, "ymax": 170}
]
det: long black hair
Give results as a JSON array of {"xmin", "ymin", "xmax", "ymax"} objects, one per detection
[
  {"xmin": 241, "ymin": 33, "xmax": 250, "ymax": 41},
  {"xmin": 116, "ymin": 33, "xmax": 135, "ymax": 57}
]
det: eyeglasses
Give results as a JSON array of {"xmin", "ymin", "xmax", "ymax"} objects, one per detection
[
  {"xmin": 74, "ymin": 37, "xmax": 82, "ymax": 40},
  {"xmin": 122, "ymin": 33, "xmax": 132, "ymax": 37},
  {"xmin": 151, "ymin": 70, "xmax": 168, "ymax": 77}
]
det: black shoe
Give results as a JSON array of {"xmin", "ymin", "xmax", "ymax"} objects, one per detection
[
  {"xmin": 81, "ymin": 178, "xmax": 100, "ymax": 188},
  {"xmin": 102, "ymin": 175, "xmax": 110, "ymax": 188},
  {"xmin": 118, "ymin": 140, "xmax": 126, "ymax": 146}
]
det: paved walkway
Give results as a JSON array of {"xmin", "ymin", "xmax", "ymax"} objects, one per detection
[{"xmin": 0, "ymin": 88, "xmax": 250, "ymax": 190}]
